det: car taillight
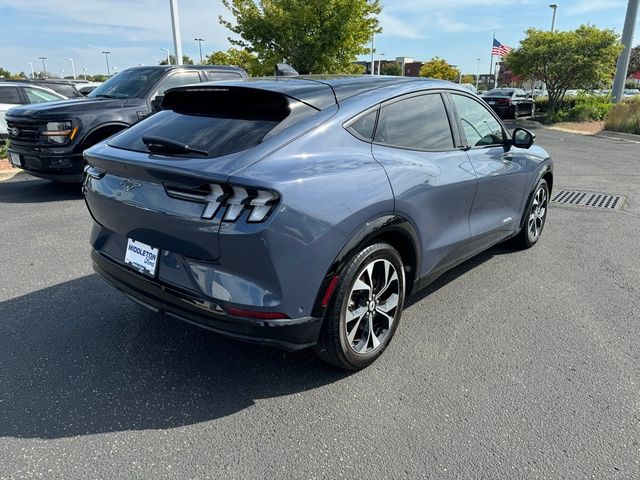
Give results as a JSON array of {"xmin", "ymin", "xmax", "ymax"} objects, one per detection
[
  {"xmin": 497, "ymin": 98, "xmax": 511, "ymax": 105},
  {"xmin": 165, "ymin": 183, "xmax": 279, "ymax": 223}
]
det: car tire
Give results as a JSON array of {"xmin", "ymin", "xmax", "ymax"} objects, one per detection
[
  {"xmin": 513, "ymin": 179, "xmax": 549, "ymax": 249},
  {"xmin": 314, "ymin": 242, "xmax": 405, "ymax": 371},
  {"xmin": 511, "ymin": 106, "xmax": 519, "ymax": 119}
]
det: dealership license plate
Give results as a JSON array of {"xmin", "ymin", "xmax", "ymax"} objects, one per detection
[
  {"xmin": 9, "ymin": 153, "xmax": 21, "ymax": 167},
  {"xmin": 124, "ymin": 238, "xmax": 159, "ymax": 276}
]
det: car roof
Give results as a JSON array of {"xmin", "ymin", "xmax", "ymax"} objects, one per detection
[
  {"xmin": 124, "ymin": 65, "xmax": 247, "ymax": 74},
  {"xmin": 173, "ymin": 75, "xmax": 457, "ymax": 110}
]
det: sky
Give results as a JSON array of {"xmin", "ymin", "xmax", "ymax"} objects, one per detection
[{"xmin": 0, "ymin": 0, "xmax": 638, "ymax": 77}]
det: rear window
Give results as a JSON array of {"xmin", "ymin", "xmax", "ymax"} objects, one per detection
[
  {"xmin": 109, "ymin": 87, "xmax": 318, "ymax": 158},
  {"xmin": 485, "ymin": 89, "xmax": 513, "ymax": 97},
  {"xmin": 43, "ymin": 83, "xmax": 82, "ymax": 98}
]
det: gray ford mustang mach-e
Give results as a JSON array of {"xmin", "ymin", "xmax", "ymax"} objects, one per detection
[{"xmin": 83, "ymin": 76, "xmax": 552, "ymax": 370}]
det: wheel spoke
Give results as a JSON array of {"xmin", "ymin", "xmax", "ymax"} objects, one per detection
[
  {"xmin": 368, "ymin": 315, "xmax": 380, "ymax": 349},
  {"xmin": 375, "ymin": 308, "xmax": 395, "ymax": 328},
  {"xmin": 347, "ymin": 312, "xmax": 366, "ymax": 344},
  {"xmin": 377, "ymin": 264, "xmax": 398, "ymax": 298},
  {"xmin": 352, "ymin": 277, "xmax": 371, "ymax": 294},
  {"xmin": 346, "ymin": 305, "xmax": 367, "ymax": 322},
  {"xmin": 377, "ymin": 293, "xmax": 398, "ymax": 313}
]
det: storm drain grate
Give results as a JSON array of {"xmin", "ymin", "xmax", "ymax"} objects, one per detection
[{"xmin": 551, "ymin": 190, "xmax": 625, "ymax": 210}]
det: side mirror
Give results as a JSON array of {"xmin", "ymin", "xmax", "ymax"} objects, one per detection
[
  {"xmin": 150, "ymin": 95, "xmax": 164, "ymax": 111},
  {"xmin": 512, "ymin": 127, "xmax": 535, "ymax": 149}
]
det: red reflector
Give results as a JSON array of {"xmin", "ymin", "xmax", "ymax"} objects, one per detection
[
  {"xmin": 321, "ymin": 275, "xmax": 340, "ymax": 307},
  {"xmin": 225, "ymin": 306, "xmax": 289, "ymax": 320}
]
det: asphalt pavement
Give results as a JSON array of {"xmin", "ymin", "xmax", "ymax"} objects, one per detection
[{"xmin": 1, "ymin": 124, "xmax": 639, "ymax": 479}]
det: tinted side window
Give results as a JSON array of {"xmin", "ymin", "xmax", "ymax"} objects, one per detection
[
  {"xmin": 25, "ymin": 87, "xmax": 61, "ymax": 103},
  {"xmin": 153, "ymin": 71, "xmax": 202, "ymax": 97},
  {"xmin": 451, "ymin": 94, "xmax": 504, "ymax": 147},
  {"xmin": 374, "ymin": 94, "xmax": 453, "ymax": 150},
  {"xmin": 205, "ymin": 71, "xmax": 243, "ymax": 81},
  {"xmin": 0, "ymin": 87, "xmax": 21, "ymax": 104},
  {"xmin": 347, "ymin": 110, "xmax": 377, "ymax": 141}
]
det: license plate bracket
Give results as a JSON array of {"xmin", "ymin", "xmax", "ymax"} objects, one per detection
[
  {"xmin": 124, "ymin": 238, "xmax": 159, "ymax": 277},
  {"xmin": 9, "ymin": 152, "xmax": 22, "ymax": 167}
]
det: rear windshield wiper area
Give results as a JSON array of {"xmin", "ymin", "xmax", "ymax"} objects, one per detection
[{"xmin": 141, "ymin": 136, "xmax": 209, "ymax": 157}]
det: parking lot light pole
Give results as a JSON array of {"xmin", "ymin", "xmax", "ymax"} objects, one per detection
[
  {"xmin": 170, "ymin": 0, "xmax": 184, "ymax": 66},
  {"xmin": 476, "ymin": 58, "xmax": 481, "ymax": 90},
  {"xmin": 161, "ymin": 48, "xmax": 171, "ymax": 65},
  {"xmin": 195, "ymin": 38, "xmax": 204, "ymax": 64},
  {"xmin": 38, "ymin": 57, "xmax": 47, "ymax": 78},
  {"xmin": 26, "ymin": 61, "xmax": 34, "ymax": 79},
  {"xmin": 549, "ymin": 4, "xmax": 558, "ymax": 32},
  {"xmin": 66, "ymin": 58, "xmax": 76, "ymax": 79},
  {"xmin": 612, "ymin": 0, "xmax": 639, "ymax": 102},
  {"xmin": 102, "ymin": 51, "xmax": 111, "ymax": 76}
]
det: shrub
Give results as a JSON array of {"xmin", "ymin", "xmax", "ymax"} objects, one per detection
[
  {"xmin": 605, "ymin": 97, "xmax": 640, "ymax": 134},
  {"xmin": 538, "ymin": 93, "xmax": 613, "ymax": 122},
  {"xmin": 0, "ymin": 139, "xmax": 8, "ymax": 159}
]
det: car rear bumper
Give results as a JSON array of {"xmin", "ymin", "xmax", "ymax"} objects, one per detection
[
  {"xmin": 91, "ymin": 249, "xmax": 324, "ymax": 351},
  {"xmin": 7, "ymin": 147, "xmax": 84, "ymax": 182}
]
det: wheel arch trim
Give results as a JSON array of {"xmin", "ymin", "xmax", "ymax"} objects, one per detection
[{"xmin": 310, "ymin": 214, "xmax": 421, "ymax": 317}]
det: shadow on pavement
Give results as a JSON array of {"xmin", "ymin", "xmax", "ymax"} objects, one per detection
[
  {"xmin": 0, "ymin": 274, "xmax": 346, "ymax": 439},
  {"xmin": 0, "ymin": 175, "xmax": 83, "ymax": 203},
  {"xmin": 0, "ymin": 242, "xmax": 521, "ymax": 440}
]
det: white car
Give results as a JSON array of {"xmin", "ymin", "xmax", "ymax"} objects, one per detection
[{"xmin": 0, "ymin": 82, "xmax": 66, "ymax": 137}]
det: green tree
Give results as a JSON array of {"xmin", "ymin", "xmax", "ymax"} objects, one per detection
[
  {"xmin": 461, "ymin": 74, "xmax": 475, "ymax": 84},
  {"xmin": 206, "ymin": 48, "xmax": 271, "ymax": 76},
  {"xmin": 0, "ymin": 67, "xmax": 25, "ymax": 80},
  {"xmin": 159, "ymin": 54, "xmax": 195, "ymax": 66},
  {"xmin": 627, "ymin": 45, "xmax": 640, "ymax": 76},
  {"xmin": 219, "ymin": 0, "xmax": 381, "ymax": 74},
  {"xmin": 380, "ymin": 62, "xmax": 402, "ymax": 76},
  {"xmin": 506, "ymin": 25, "xmax": 623, "ymax": 114},
  {"xmin": 419, "ymin": 57, "xmax": 460, "ymax": 81}
]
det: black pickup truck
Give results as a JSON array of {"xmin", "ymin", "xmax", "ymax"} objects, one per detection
[{"xmin": 5, "ymin": 65, "xmax": 247, "ymax": 182}]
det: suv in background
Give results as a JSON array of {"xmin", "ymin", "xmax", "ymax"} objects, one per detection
[
  {"xmin": 0, "ymin": 82, "xmax": 66, "ymax": 138},
  {"xmin": 5, "ymin": 65, "xmax": 247, "ymax": 182}
]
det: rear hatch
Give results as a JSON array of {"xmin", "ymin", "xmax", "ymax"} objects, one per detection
[{"xmin": 84, "ymin": 85, "xmax": 321, "ymax": 262}]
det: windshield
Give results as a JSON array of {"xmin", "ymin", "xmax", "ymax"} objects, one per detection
[
  {"xmin": 485, "ymin": 89, "xmax": 514, "ymax": 97},
  {"xmin": 88, "ymin": 68, "xmax": 165, "ymax": 99}
]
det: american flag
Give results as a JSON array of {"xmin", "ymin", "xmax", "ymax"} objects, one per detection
[{"xmin": 492, "ymin": 38, "xmax": 512, "ymax": 57}]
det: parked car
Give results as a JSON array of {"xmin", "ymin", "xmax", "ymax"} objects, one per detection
[
  {"xmin": 6, "ymin": 65, "xmax": 247, "ymax": 182},
  {"xmin": 624, "ymin": 89, "xmax": 640, "ymax": 98},
  {"xmin": 0, "ymin": 82, "xmax": 65, "ymax": 138},
  {"xmin": 460, "ymin": 83, "xmax": 477, "ymax": 94},
  {"xmin": 481, "ymin": 88, "xmax": 535, "ymax": 118},
  {"xmin": 15, "ymin": 79, "xmax": 84, "ymax": 98},
  {"xmin": 83, "ymin": 75, "xmax": 553, "ymax": 370}
]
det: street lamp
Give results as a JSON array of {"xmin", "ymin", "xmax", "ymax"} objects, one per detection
[
  {"xmin": 161, "ymin": 48, "xmax": 171, "ymax": 65},
  {"xmin": 26, "ymin": 61, "xmax": 34, "ymax": 79},
  {"xmin": 549, "ymin": 4, "xmax": 558, "ymax": 32},
  {"xmin": 83, "ymin": 67, "xmax": 88, "ymax": 80},
  {"xmin": 38, "ymin": 56, "xmax": 47, "ymax": 78},
  {"xmin": 66, "ymin": 58, "xmax": 76, "ymax": 79},
  {"xmin": 194, "ymin": 38, "xmax": 205, "ymax": 64},
  {"xmin": 101, "ymin": 51, "xmax": 111, "ymax": 76},
  {"xmin": 476, "ymin": 58, "xmax": 481, "ymax": 90}
]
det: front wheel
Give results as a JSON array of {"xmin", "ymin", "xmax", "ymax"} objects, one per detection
[
  {"xmin": 314, "ymin": 243, "xmax": 405, "ymax": 371},
  {"xmin": 513, "ymin": 179, "xmax": 549, "ymax": 249}
]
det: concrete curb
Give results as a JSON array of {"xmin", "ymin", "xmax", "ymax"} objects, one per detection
[
  {"xmin": 597, "ymin": 130, "xmax": 640, "ymax": 144},
  {"xmin": 0, "ymin": 168, "xmax": 25, "ymax": 182}
]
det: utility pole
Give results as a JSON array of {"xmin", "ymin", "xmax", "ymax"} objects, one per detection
[
  {"xmin": 102, "ymin": 51, "xmax": 111, "ymax": 76},
  {"xmin": 612, "ymin": 0, "xmax": 639, "ymax": 102},
  {"xmin": 67, "ymin": 58, "xmax": 76, "ymax": 79},
  {"xmin": 377, "ymin": 53, "xmax": 385, "ymax": 75},
  {"xmin": 170, "ymin": 0, "xmax": 183, "ymax": 66},
  {"xmin": 195, "ymin": 38, "xmax": 204, "ymax": 64},
  {"xmin": 26, "ymin": 61, "xmax": 34, "ymax": 79},
  {"xmin": 38, "ymin": 56, "xmax": 47, "ymax": 78},
  {"xmin": 549, "ymin": 4, "xmax": 558, "ymax": 32},
  {"xmin": 476, "ymin": 58, "xmax": 481, "ymax": 90}
]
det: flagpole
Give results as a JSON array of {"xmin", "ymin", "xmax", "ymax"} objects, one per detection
[{"xmin": 489, "ymin": 32, "xmax": 495, "ymax": 77}]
